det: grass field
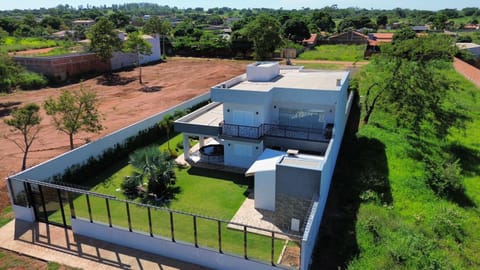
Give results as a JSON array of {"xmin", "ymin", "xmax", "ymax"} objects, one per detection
[
  {"xmin": 298, "ymin": 44, "xmax": 366, "ymax": 61},
  {"xmin": 312, "ymin": 64, "xmax": 480, "ymax": 269},
  {"xmin": 48, "ymin": 133, "xmax": 288, "ymax": 264},
  {"xmin": 1, "ymin": 37, "xmax": 61, "ymax": 53},
  {"xmin": 295, "ymin": 63, "xmax": 344, "ymax": 70}
]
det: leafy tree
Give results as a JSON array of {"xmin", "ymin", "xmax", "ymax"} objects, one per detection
[
  {"xmin": 123, "ymin": 146, "xmax": 176, "ymax": 199},
  {"xmin": 4, "ymin": 103, "xmax": 41, "ymax": 170},
  {"xmin": 377, "ymin": 15, "xmax": 388, "ymax": 27},
  {"xmin": 44, "ymin": 86, "xmax": 103, "ymax": 150},
  {"xmin": 0, "ymin": 54, "xmax": 20, "ymax": 92},
  {"xmin": 22, "ymin": 14, "xmax": 37, "ymax": 28},
  {"xmin": 87, "ymin": 17, "xmax": 122, "ymax": 63},
  {"xmin": 159, "ymin": 114, "xmax": 174, "ymax": 151},
  {"xmin": 122, "ymin": 31, "xmax": 152, "ymax": 84},
  {"xmin": 431, "ymin": 13, "xmax": 448, "ymax": 30},
  {"xmin": 311, "ymin": 11, "xmax": 335, "ymax": 32},
  {"xmin": 108, "ymin": 12, "xmax": 130, "ymax": 28},
  {"xmin": 245, "ymin": 14, "xmax": 281, "ymax": 60},
  {"xmin": 40, "ymin": 16, "xmax": 62, "ymax": 30},
  {"xmin": 231, "ymin": 29, "xmax": 253, "ymax": 58},
  {"xmin": 143, "ymin": 16, "xmax": 172, "ymax": 58},
  {"xmin": 361, "ymin": 35, "xmax": 460, "ymax": 140},
  {"xmin": 392, "ymin": 27, "xmax": 417, "ymax": 43},
  {"xmin": 283, "ymin": 17, "xmax": 310, "ymax": 43}
]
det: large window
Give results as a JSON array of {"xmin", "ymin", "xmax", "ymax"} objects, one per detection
[{"xmin": 279, "ymin": 108, "xmax": 324, "ymax": 129}]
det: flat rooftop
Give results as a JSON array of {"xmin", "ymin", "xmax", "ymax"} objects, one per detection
[
  {"xmin": 279, "ymin": 154, "xmax": 324, "ymax": 170},
  {"xmin": 181, "ymin": 102, "xmax": 224, "ymax": 127},
  {"xmin": 229, "ymin": 69, "xmax": 348, "ymax": 92}
]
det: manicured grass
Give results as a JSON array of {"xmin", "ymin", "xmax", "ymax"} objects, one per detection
[
  {"xmin": 298, "ymin": 44, "xmax": 366, "ymax": 61},
  {"xmin": 0, "ymin": 206, "xmax": 13, "ymax": 228},
  {"xmin": 49, "ymin": 133, "xmax": 286, "ymax": 263},
  {"xmin": 313, "ymin": 64, "xmax": 480, "ymax": 268}
]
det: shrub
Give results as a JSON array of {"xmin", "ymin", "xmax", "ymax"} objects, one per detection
[
  {"xmin": 431, "ymin": 207, "xmax": 465, "ymax": 242},
  {"xmin": 17, "ymin": 71, "xmax": 48, "ymax": 90},
  {"xmin": 426, "ymin": 158, "xmax": 465, "ymax": 197}
]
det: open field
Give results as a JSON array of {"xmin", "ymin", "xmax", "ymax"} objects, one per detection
[
  {"xmin": 298, "ymin": 44, "xmax": 366, "ymax": 62},
  {"xmin": 313, "ymin": 64, "xmax": 480, "ymax": 268}
]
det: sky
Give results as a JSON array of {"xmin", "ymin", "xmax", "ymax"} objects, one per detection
[{"xmin": 0, "ymin": 0, "xmax": 478, "ymax": 11}]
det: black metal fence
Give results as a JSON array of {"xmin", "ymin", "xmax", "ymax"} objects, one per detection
[{"xmin": 8, "ymin": 177, "xmax": 302, "ymax": 269}]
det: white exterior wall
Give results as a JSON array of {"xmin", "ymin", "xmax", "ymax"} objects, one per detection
[
  {"xmin": 301, "ymin": 88, "xmax": 353, "ymax": 270},
  {"xmin": 110, "ymin": 35, "xmax": 161, "ymax": 70},
  {"xmin": 223, "ymin": 140, "xmax": 263, "ymax": 168},
  {"xmin": 11, "ymin": 93, "xmax": 210, "ymax": 181},
  {"xmin": 254, "ymin": 170, "xmax": 276, "ymax": 211},
  {"xmin": 223, "ymin": 103, "xmax": 267, "ymax": 126},
  {"xmin": 72, "ymin": 218, "xmax": 277, "ymax": 270}
]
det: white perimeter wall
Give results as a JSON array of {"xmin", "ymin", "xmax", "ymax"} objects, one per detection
[
  {"xmin": 11, "ymin": 93, "xmax": 210, "ymax": 181},
  {"xmin": 72, "ymin": 218, "xmax": 278, "ymax": 270},
  {"xmin": 301, "ymin": 88, "xmax": 354, "ymax": 270},
  {"xmin": 254, "ymin": 170, "xmax": 276, "ymax": 211}
]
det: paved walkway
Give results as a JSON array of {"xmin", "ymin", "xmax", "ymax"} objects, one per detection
[{"xmin": 0, "ymin": 220, "xmax": 208, "ymax": 270}]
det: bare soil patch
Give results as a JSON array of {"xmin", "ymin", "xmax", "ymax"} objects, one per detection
[{"xmin": 0, "ymin": 57, "xmax": 247, "ymax": 212}]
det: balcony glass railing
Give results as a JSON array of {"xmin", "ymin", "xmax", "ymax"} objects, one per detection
[{"xmin": 220, "ymin": 122, "xmax": 330, "ymax": 141}]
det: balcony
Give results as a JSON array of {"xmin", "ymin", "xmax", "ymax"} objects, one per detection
[{"xmin": 220, "ymin": 122, "xmax": 331, "ymax": 142}]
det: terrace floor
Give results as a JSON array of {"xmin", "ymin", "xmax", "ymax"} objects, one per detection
[{"xmin": 229, "ymin": 192, "xmax": 312, "ymax": 239}]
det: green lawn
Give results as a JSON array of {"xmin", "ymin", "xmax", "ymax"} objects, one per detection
[
  {"xmin": 313, "ymin": 64, "xmax": 480, "ymax": 268},
  {"xmin": 49, "ymin": 133, "xmax": 286, "ymax": 263},
  {"xmin": 298, "ymin": 44, "xmax": 366, "ymax": 61},
  {"xmin": 296, "ymin": 63, "xmax": 344, "ymax": 70}
]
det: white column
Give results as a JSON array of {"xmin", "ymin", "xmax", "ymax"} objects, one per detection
[
  {"xmin": 183, "ymin": 134, "xmax": 190, "ymax": 160},
  {"xmin": 199, "ymin": 136, "xmax": 205, "ymax": 148}
]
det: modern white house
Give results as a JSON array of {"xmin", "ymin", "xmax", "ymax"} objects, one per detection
[
  {"xmin": 6, "ymin": 62, "xmax": 354, "ymax": 270},
  {"xmin": 175, "ymin": 62, "xmax": 350, "ymax": 213}
]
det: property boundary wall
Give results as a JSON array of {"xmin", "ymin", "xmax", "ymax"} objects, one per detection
[
  {"xmin": 454, "ymin": 57, "xmax": 480, "ymax": 88},
  {"xmin": 300, "ymin": 90, "xmax": 355, "ymax": 270},
  {"xmin": 11, "ymin": 92, "xmax": 210, "ymax": 181}
]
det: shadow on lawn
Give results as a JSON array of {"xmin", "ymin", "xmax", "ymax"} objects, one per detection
[
  {"xmin": 311, "ymin": 125, "xmax": 391, "ymax": 268},
  {"xmin": 186, "ymin": 166, "xmax": 253, "ymax": 188}
]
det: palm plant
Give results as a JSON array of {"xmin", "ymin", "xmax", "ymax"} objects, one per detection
[{"xmin": 123, "ymin": 146, "xmax": 176, "ymax": 199}]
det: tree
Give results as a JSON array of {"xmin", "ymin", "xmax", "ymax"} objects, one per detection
[
  {"xmin": 283, "ymin": 17, "xmax": 310, "ymax": 43},
  {"xmin": 143, "ymin": 16, "xmax": 172, "ymax": 58},
  {"xmin": 377, "ymin": 15, "xmax": 388, "ymax": 28},
  {"xmin": 392, "ymin": 27, "xmax": 416, "ymax": 43},
  {"xmin": 123, "ymin": 146, "xmax": 176, "ymax": 199},
  {"xmin": 87, "ymin": 17, "xmax": 122, "ymax": 63},
  {"xmin": 44, "ymin": 86, "xmax": 103, "ymax": 150},
  {"xmin": 159, "ymin": 114, "xmax": 174, "ymax": 151},
  {"xmin": 311, "ymin": 11, "xmax": 335, "ymax": 32},
  {"xmin": 40, "ymin": 16, "xmax": 62, "ymax": 30},
  {"xmin": 122, "ymin": 31, "xmax": 152, "ymax": 85},
  {"xmin": 4, "ymin": 104, "xmax": 41, "ymax": 170},
  {"xmin": 108, "ymin": 12, "xmax": 130, "ymax": 28},
  {"xmin": 245, "ymin": 14, "xmax": 281, "ymax": 60},
  {"xmin": 361, "ymin": 35, "xmax": 461, "ymax": 140}
]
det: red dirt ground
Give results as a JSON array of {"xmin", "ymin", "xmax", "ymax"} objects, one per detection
[{"xmin": 0, "ymin": 57, "xmax": 247, "ymax": 212}]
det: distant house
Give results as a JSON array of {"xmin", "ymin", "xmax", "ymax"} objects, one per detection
[
  {"xmin": 456, "ymin": 43, "xmax": 480, "ymax": 57},
  {"xmin": 51, "ymin": 30, "xmax": 76, "ymax": 39},
  {"xmin": 328, "ymin": 30, "xmax": 368, "ymax": 45},
  {"xmin": 72, "ymin": 19, "xmax": 95, "ymax": 28},
  {"xmin": 412, "ymin": 25, "xmax": 429, "ymax": 33},
  {"xmin": 302, "ymin": 33, "xmax": 319, "ymax": 47},
  {"xmin": 365, "ymin": 32, "xmax": 394, "ymax": 58},
  {"xmin": 463, "ymin": 23, "xmax": 480, "ymax": 31}
]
